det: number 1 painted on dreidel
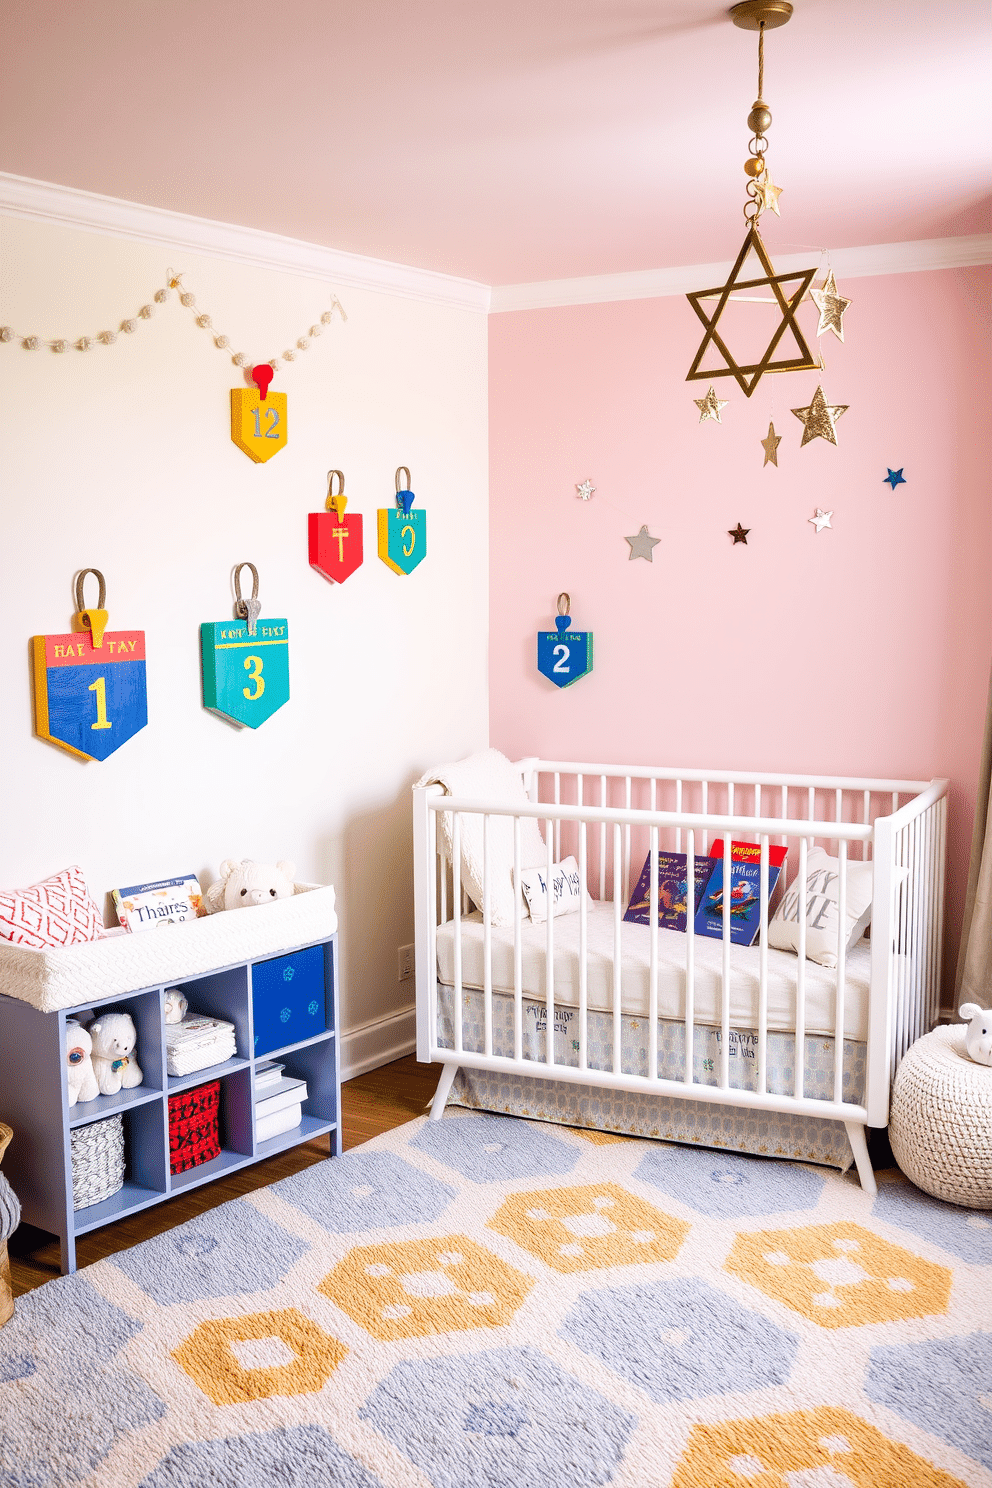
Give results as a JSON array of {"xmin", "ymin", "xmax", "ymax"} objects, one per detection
[{"xmin": 88, "ymin": 676, "xmax": 112, "ymax": 730}]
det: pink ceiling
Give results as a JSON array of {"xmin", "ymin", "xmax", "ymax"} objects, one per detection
[{"xmin": 2, "ymin": 0, "xmax": 989, "ymax": 285}]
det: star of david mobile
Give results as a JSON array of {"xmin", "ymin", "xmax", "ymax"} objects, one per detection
[{"xmin": 686, "ymin": 226, "xmax": 820, "ymax": 398}]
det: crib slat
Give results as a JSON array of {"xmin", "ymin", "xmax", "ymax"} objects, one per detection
[
  {"xmin": 546, "ymin": 814, "xmax": 555, "ymax": 1068},
  {"xmin": 579, "ymin": 820, "xmax": 588, "ymax": 1072},
  {"xmin": 600, "ymin": 775, "xmax": 607, "ymax": 900},
  {"xmin": 483, "ymin": 814, "xmax": 492, "ymax": 1058},
  {"xmin": 673, "ymin": 778, "xmax": 680, "ymax": 851},
  {"xmin": 684, "ymin": 828, "xmax": 695, "ymax": 1087},
  {"xmin": 701, "ymin": 780, "xmax": 709, "ymax": 854},
  {"xmin": 453, "ymin": 811, "xmax": 463, "ymax": 1055},
  {"xmin": 649, "ymin": 825, "xmax": 659, "ymax": 1082},
  {"xmin": 554, "ymin": 773, "xmax": 561, "ymax": 863},
  {"xmin": 720, "ymin": 833, "xmax": 731, "ymax": 1090},
  {"xmin": 613, "ymin": 823, "xmax": 622, "ymax": 1076},
  {"xmin": 767, "ymin": 839, "xmax": 773, "ymax": 1095},
  {"xmin": 624, "ymin": 776, "xmax": 632, "ymax": 905},
  {"xmin": 834, "ymin": 838, "xmax": 847, "ymax": 1105},
  {"xmin": 796, "ymin": 836, "xmax": 807, "ymax": 1100},
  {"xmin": 513, "ymin": 815, "xmax": 523, "ymax": 1062}
]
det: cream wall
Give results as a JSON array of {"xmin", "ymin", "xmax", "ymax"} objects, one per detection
[{"xmin": 0, "ymin": 213, "xmax": 489, "ymax": 1066}]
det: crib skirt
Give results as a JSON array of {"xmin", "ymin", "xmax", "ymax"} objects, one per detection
[{"xmin": 437, "ymin": 984, "xmax": 866, "ymax": 1171}]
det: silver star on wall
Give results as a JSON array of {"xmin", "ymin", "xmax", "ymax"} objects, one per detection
[
  {"xmin": 575, "ymin": 478, "xmax": 596, "ymax": 501},
  {"xmin": 808, "ymin": 507, "xmax": 833, "ymax": 533},
  {"xmin": 625, "ymin": 525, "xmax": 661, "ymax": 561}
]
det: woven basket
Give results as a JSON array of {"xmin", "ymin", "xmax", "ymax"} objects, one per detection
[
  {"xmin": 168, "ymin": 1080, "xmax": 221, "ymax": 1176},
  {"xmin": 71, "ymin": 1114, "xmax": 126, "ymax": 1210},
  {"xmin": 889, "ymin": 1025, "xmax": 992, "ymax": 1209},
  {"xmin": 0, "ymin": 1122, "xmax": 12, "ymax": 1327}
]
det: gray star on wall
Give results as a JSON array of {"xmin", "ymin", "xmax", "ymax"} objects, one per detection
[{"xmin": 625, "ymin": 525, "xmax": 661, "ymax": 562}]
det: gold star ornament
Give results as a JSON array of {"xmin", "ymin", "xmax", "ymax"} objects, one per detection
[
  {"xmin": 686, "ymin": 226, "xmax": 819, "ymax": 397},
  {"xmin": 761, "ymin": 421, "xmax": 781, "ymax": 467},
  {"xmin": 791, "ymin": 385, "xmax": 849, "ymax": 447},
  {"xmin": 694, "ymin": 386, "xmax": 728, "ymax": 423},
  {"xmin": 810, "ymin": 270, "xmax": 852, "ymax": 342},
  {"xmin": 754, "ymin": 170, "xmax": 783, "ymax": 216}
]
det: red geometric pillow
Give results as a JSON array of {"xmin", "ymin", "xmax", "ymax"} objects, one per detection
[{"xmin": 0, "ymin": 865, "xmax": 105, "ymax": 948}]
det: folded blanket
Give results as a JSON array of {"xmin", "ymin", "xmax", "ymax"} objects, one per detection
[{"xmin": 417, "ymin": 749, "xmax": 548, "ymax": 925}]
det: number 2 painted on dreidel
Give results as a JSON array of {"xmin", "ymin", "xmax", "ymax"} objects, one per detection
[{"xmin": 537, "ymin": 595, "xmax": 593, "ymax": 689}]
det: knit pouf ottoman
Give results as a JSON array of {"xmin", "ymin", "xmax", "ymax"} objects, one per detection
[{"xmin": 889, "ymin": 1025, "xmax": 992, "ymax": 1208}]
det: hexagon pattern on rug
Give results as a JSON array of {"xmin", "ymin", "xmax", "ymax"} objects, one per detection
[
  {"xmin": 319, "ymin": 1234, "xmax": 534, "ymax": 1340},
  {"xmin": 410, "ymin": 1112, "xmax": 581, "ymax": 1181},
  {"xmin": 139, "ymin": 1424, "xmax": 386, "ymax": 1488},
  {"xmin": 359, "ymin": 1345, "xmax": 636, "ymax": 1488},
  {"xmin": 872, "ymin": 1178, "xmax": 992, "ymax": 1264},
  {"xmin": 271, "ymin": 1149, "xmax": 456, "ymax": 1234},
  {"xmin": 635, "ymin": 1142, "xmax": 826, "ymax": 1217},
  {"xmin": 725, "ymin": 1221, "xmax": 952, "ymax": 1328},
  {"xmin": 488, "ymin": 1181, "xmax": 689, "ymax": 1272},
  {"xmin": 866, "ymin": 1333, "xmax": 992, "ymax": 1470},
  {"xmin": 561, "ymin": 1276, "xmax": 797, "ymax": 1401},
  {"xmin": 671, "ymin": 1405, "xmax": 971, "ymax": 1488},
  {"xmin": 172, "ymin": 1308, "xmax": 347, "ymax": 1405}
]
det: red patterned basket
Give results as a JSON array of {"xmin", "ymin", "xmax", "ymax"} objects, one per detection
[{"xmin": 168, "ymin": 1079, "xmax": 221, "ymax": 1175}]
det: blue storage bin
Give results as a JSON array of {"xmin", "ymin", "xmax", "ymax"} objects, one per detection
[{"xmin": 251, "ymin": 943, "xmax": 327, "ymax": 1056}]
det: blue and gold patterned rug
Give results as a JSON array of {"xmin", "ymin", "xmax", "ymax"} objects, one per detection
[{"xmin": 2, "ymin": 1111, "xmax": 990, "ymax": 1487}]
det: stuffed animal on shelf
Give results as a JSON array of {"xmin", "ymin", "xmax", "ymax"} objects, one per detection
[
  {"xmin": 164, "ymin": 989, "xmax": 188, "ymax": 1024},
  {"xmin": 959, "ymin": 1004, "xmax": 992, "ymax": 1066},
  {"xmin": 65, "ymin": 1021, "xmax": 99, "ymax": 1107},
  {"xmin": 87, "ymin": 1012, "xmax": 144, "ymax": 1095},
  {"xmin": 203, "ymin": 859, "xmax": 297, "ymax": 913}
]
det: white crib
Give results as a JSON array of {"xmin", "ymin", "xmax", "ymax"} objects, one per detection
[{"xmin": 413, "ymin": 759, "xmax": 948, "ymax": 1195}]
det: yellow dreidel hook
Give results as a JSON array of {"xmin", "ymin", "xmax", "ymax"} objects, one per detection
[
  {"xmin": 72, "ymin": 568, "xmax": 109, "ymax": 649},
  {"xmin": 326, "ymin": 469, "xmax": 347, "ymax": 523}
]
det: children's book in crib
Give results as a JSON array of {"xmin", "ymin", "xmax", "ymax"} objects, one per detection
[
  {"xmin": 693, "ymin": 840, "xmax": 788, "ymax": 947},
  {"xmin": 112, "ymin": 875, "xmax": 206, "ymax": 933},
  {"xmin": 623, "ymin": 851, "xmax": 716, "ymax": 932}
]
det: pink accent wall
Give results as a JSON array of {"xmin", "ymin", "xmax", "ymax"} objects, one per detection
[{"xmin": 489, "ymin": 265, "xmax": 992, "ymax": 996}]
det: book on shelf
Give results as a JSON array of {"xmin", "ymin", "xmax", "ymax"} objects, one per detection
[
  {"xmin": 255, "ymin": 1103, "xmax": 303, "ymax": 1143},
  {"xmin": 254, "ymin": 1075, "xmax": 307, "ymax": 1121},
  {"xmin": 112, "ymin": 875, "xmax": 206, "ymax": 934},
  {"xmin": 254, "ymin": 1060, "xmax": 285, "ymax": 1092},
  {"xmin": 692, "ymin": 839, "xmax": 788, "ymax": 947},
  {"xmin": 623, "ymin": 851, "xmax": 716, "ymax": 932}
]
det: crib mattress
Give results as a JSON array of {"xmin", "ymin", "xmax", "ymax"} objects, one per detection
[{"xmin": 435, "ymin": 902, "xmax": 874, "ymax": 1042}]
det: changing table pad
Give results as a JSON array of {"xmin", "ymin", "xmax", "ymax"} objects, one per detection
[{"xmin": 435, "ymin": 902, "xmax": 875, "ymax": 1042}]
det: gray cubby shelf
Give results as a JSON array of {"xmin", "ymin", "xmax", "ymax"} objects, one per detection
[{"xmin": 0, "ymin": 932, "xmax": 341, "ymax": 1273}]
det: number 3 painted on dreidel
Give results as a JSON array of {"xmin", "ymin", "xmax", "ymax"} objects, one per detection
[
  {"xmin": 537, "ymin": 593, "xmax": 593, "ymax": 689},
  {"xmin": 201, "ymin": 562, "xmax": 290, "ymax": 729},
  {"xmin": 378, "ymin": 466, "xmax": 426, "ymax": 575},
  {"xmin": 31, "ymin": 568, "xmax": 148, "ymax": 761}
]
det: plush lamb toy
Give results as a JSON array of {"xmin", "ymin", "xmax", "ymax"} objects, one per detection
[
  {"xmin": 87, "ymin": 1012, "xmax": 144, "ymax": 1096},
  {"xmin": 65, "ymin": 1021, "xmax": 99, "ymax": 1107},
  {"xmin": 203, "ymin": 859, "xmax": 296, "ymax": 913},
  {"xmin": 959, "ymin": 1004, "xmax": 992, "ymax": 1066}
]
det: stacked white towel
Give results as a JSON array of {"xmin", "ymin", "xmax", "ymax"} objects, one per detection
[{"xmin": 164, "ymin": 1014, "xmax": 237, "ymax": 1077}]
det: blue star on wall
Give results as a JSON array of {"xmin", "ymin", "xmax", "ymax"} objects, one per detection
[{"xmin": 884, "ymin": 468, "xmax": 907, "ymax": 490}]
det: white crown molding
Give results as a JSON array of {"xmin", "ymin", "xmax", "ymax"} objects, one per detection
[
  {"xmin": 490, "ymin": 234, "xmax": 992, "ymax": 313},
  {"xmin": 0, "ymin": 171, "xmax": 492, "ymax": 314}
]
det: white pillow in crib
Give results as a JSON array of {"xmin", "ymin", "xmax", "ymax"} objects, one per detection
[
  {"xmin": 767, "ymin": 847, "xmax": 874, "ymax": 968},
  {"xmin": 518, "ymin": 857, "xmax": 585, "ymax": 923}
]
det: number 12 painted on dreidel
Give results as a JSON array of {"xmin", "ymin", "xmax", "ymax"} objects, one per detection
[{"xmin": 251, "ymin": 406, "xmax": 281, "ymax": 440}]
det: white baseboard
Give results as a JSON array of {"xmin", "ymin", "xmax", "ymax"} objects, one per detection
[{"xmin": 340, "ymin": 1001, "xmax": 417, "ymax": 1082}]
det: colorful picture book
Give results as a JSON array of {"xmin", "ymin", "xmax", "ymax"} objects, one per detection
[
  {"xmin": 623, "ymin": 851, "xmax": 716, "ymax": 932},
  {"xmin": 692, "ymin": 839, "xmax": 788, "ymax": 947},
  {"xmin": 112, "ymin": 874, "xmax": 206, "ymax": 934}
]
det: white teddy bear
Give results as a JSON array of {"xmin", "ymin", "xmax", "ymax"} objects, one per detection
[
  {"xmin": 65, "ymin": 1021, "xmax": 99, "ymax": 1107},
  {"xmin": 203, "ymin": 859, "xmax": 297, "ymax": 913},
  {"xmin": 87, "ymin": 1012, "xmax": 144, "ymax": 1096},
  {"xmin": 959, "ymin": 1003, "xmax": 992, "ymax": 1067}
]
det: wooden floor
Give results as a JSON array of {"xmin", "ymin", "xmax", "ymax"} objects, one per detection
[{"xmin": 8, "ymin": 1054, "xmax": 441, "ymax": 1299}]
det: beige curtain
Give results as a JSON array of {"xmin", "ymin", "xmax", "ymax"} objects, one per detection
[{"xmin": 956, "ymin": 662, "xmax": 992, "ymax": 1008}]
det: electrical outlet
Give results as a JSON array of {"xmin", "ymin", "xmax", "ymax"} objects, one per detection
[{"xmin": 398, "ymin": 944, "xmax": 415, "ymax": 981}]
